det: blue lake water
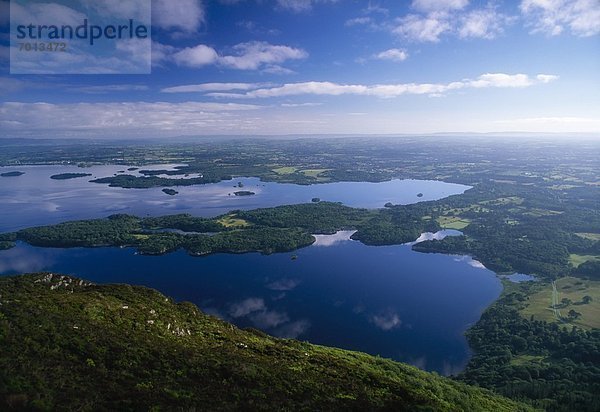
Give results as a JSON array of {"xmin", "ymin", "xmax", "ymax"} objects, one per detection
[
  {"xmin": 0, "ymin": 164, "xmax": 502, "ymax": 375},
  {"xmin": 0, "ymin": 234, "xmax": 500, "ymax": 375},
  {"xmin": 0, "ymin": 164, "xmax": 470, "ymax": 232}
]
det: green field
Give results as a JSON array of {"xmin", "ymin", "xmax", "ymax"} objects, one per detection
[
  {"xmin": 272, "ymin": 166, "xmax": 298, "ymax": 174},
  {"xmin": 521, "ymin": 277, "xmax": 600, "ymax": 329},
  {"xmin": 569, "ymin": 253, "xmax": 600, "ymax": 267},
  {"xmin": 301, "ymin": 168, "xmax": 330, "ymax": 177},
  {"xmin": 436, "ymin": 216, "xmax": 471, "ymax": 230},
  {"xmin": 216, "ymin": 214, "xmax": 251, "ymax": 228},
  {"xmin": 575, "ymin": 232, "xmax": 600, "ymax": 241}
]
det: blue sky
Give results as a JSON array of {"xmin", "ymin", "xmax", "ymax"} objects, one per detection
[{"xmin": 0, "ymin": 0, "xmax": 599, "ymax": 138}]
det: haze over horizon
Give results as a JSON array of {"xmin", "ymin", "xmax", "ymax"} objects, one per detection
[{"xmin": 1, "ymin": 0, "xmax": 599, "ymax": 138}]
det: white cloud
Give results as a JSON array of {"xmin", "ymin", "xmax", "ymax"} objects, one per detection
[
  {"xmin": 536, "ymin": 74, "xmax": 560, "ymax": 83},
  {"xmin": 208, "ymin": 73, "xmax": 558, "ymax": 99},
  {"xmin": 229, "ymin": 297, "xmax": 265, "ymax": 317},
  {"xmin": 73, "ymin": 84, "xmax": 149, "ymax": 94},
  {"xmin": 345, "ymin": 16, "xmax": 373, "ymax": 26},
  {"xmin": 219, "ymin": 41, "xmax": 307, "ymax": 70},
  {"xmin": 394, "ymin": 13, "xmax": 451, "ymax": 42},
  {"xmin": 172, "ymin": 44, "xmax": 219, "ymax": 67},
  {"xmin": 162, "ymin": 83, "xmax": 264, "ymax": 93},
  {"xmin": 375, "ymin": 48, "xmax": 409, "ymax": 62},
  {"xmin": 459, "ymin": 7, "xmax": 510, "ymax": 39},
  {"xmin": 276, "ymin": 0, "xmax": 337, "ymax": 12},
  {"xmin": 412, "ymin": 0, "xmax": 469, "ymax": 13},
  {"xmin": 468, "ymin": 73, "xmax": 536, "ymax": 88},
  {"xmin": 152, "ymin": 0, "xmax": 205, "ymax": 32},
  {"xmin": 0, "ymin": 101, "xmax": 263, "ymax": 137},
  {"xmin": 280, "ymin": 102, "xmax": 323, "ymax": 107},
  {"xmin": 520, "ymin": 0, "xmax": 600, "ymax": 37},
  {"xmin": 171, "ymin": 41, "xmax": 307, "ymax": 71}
]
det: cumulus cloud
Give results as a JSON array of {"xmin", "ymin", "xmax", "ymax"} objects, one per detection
[
  {"xmin": 375, "ymin": 48, "xmax": 409, "ymax": 62},
  {"xmin": 171, "ymin": 41, "xmax": 307, "ymax": 71},
  {"xmin": 206, "ymin": 73, "xmax": 558, "ymax": 99},
  {"xmin": 172, "ymin": 44, "xmax": 219, "ymax": 67},
  {"xmin": 152, "ymin": 0, "xmax": 205, "ymax": 32},
  {"xmin": 220, "ymin": 41, "xmax": 307, "ymax": 70},
  {"xmin": 229, "ymin": 297, "xmax": 265, "ymax": 317},
  {"xmin": 520, "ymin": 0, "xmax": 600, "ymax": 37},
  {"xmin": 371, "ymin": 310, "xmax": 401, "ymax": 331}
]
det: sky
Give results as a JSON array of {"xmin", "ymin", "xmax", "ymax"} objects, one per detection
[{"xmin": 0, "ymin": 0, "xmax": 599, "ymax": 138}]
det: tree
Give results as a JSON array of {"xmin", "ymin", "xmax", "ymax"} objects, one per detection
[{"xmin": 582, "ymin": 295, "xmax": 592, "ymax": 304}]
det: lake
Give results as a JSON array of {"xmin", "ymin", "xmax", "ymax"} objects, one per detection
[
  {"xmin": 0, "ymin": 165, "xmax": 502, "ymax": 375},
  {"xmin": 0, "ymin": 164, "xmax": 470, "ymax": 232}
]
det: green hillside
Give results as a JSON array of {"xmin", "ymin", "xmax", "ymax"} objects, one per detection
[{"xmin": 0, "ymin": 273, "xmax": 534, "ymax": 411}]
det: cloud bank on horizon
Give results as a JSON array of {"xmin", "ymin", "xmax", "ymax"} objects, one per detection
[{"xmin": 0, "ymin": 0, "xmax": 599, "ymax": 137}]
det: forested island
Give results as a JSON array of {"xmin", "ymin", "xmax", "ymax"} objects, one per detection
[
  {"xmin": 0, "ymin": 273, "xmax": 532, "ymax": 411},
  {"xmin": 233, "ymin": 190, "xmax": 255, "ymax": 196},
  {"xmin": 0, "ymin": 171, "xmax": 24, "ymax": 177},
  {"xmin": 50, "ymin": 173, "xmax": 92, "ymax": 180},
  {"xmin": 161, "ymin": 188, "xmax": 178, "ymax": 196}
]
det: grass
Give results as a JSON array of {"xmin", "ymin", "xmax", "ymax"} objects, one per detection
[
  {"xmin": 575, "ymin": 232, "xmax": 600, "ymax": 241},
  {"xmin": 436, "ymin": 216, "xmax": 471, "ymax": 230},
  {"xmin": 510, "ymin": 355, "xmax": 546, "ymax": 367},
  {"xmin": 569, "ymin": 254, "xmax": 600, "ymax": 267},
  {"xmin": 217, "ymin": 214, "xmax": 251, "ymax": 228},
  {"xmin": 520, "ymin": 277, "xmax": 600, "ymax": 329},
  {"xmin": 272, "ymin": 166, "xmax": 297, "ymax": 174},
  {"xmin": 301, "ymin": 169, "xmax": 330, "ymax": 178}
]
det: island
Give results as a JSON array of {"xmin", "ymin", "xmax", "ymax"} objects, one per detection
[
  {"xmin": 233, "ymin": 190, "xmax": 255, "ymax": 196},
  {"xmin": 0, "ymin": 273, "xmax": 532, "ymax": 411},
  {"xmin": 0, "ymin": 171, "xmax": 24, "ymax": 177},
  {"xmin": 311, "ymin": 197, "xmax": 321, "ymax": 202},
  {"xmin": 417, "ymin": 192, "xmax": 423, "ymax": 197},
  {"xmin": 162, "ymin": 188, "xmax": 178, "ymax": 196},
  {"xmin": 50, "ymin": 173, "xmax": 93, "ymax": 180}
]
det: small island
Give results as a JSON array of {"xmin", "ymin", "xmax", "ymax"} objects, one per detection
[
  {"xmin": 417, "ymin": 193, "xmax": 424, "ymax": 197},
  {"xmin": 127, "ymin": 167, "xmax": 139, "ymax": 171},
  {"xmin": 162, "ymin": 188, "xmax": 179, "ymax": 196},
  {"xmin": 311, "ymin": 197, "xmax": 321, "ymax": 203},
  {"xmin": 50, "ymin": 173, "xmax": 93, "ymax": 180},
  {"xmin": 233, "ymin": 190, "xmax": 255, "ymax": 196},
  {"xmin": 1, "ymin": 171, "xmax": 25, "ymax": 177}
]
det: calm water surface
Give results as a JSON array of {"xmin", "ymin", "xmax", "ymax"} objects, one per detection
[
  {"xmin": 0, "ymin": 164, "xmax": 470, "ymax": 232},
  {"xmin": 0, "ymin": 165, "xmax": 502, "ymax": 375}
]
